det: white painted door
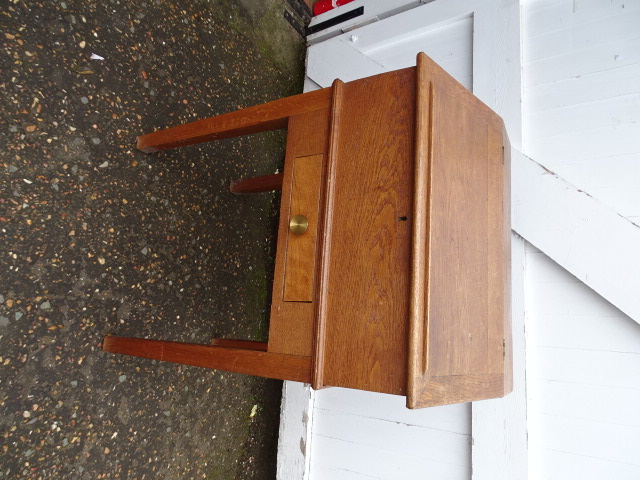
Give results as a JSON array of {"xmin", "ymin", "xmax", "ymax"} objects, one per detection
[{"xmin": 291, "ymin": 1, "xmax": 525, "ymax": 479}]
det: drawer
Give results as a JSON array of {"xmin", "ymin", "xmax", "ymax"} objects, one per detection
[{"xmin": 283, "ymin": 154, "xmax": 323, "ymax": 302}]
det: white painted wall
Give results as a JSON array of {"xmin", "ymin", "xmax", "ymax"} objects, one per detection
[
  {"xmin": 520, "ymin": 1, "xmax": 640, "ymax": 478},
  {"xmin": 522, "ymin": 0, "xmax": 640, "ymax": 225},
  {"xmin": 525, "ymin": 246, "xmax": 640, "ymax": 479}
]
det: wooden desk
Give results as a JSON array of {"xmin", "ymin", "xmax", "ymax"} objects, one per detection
[{"xmin": 103, "ymin": 53, "xmax": 511, "ymax": 409}]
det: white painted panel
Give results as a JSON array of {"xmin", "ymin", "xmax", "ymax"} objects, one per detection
[
  {"xmin": 537, "ymin": 448, "xmax": 640, "ymax": 480},
  {"xmin": 525, "ymin": 123, "xmax": 640, "ymax": 163},
  {"xmin": 527, "ymin": 93, "xmax": 640, "ymax": 139},
  {"xmin": 537, "ymin": 415, "xmax": 640, "ymax": 465},
  {"xmin": 524, "ymin": 0, "xmax": 636, "ymax": 38},
  {"xmin": 313, "ymin": 410, "xmax": 471, "ymax": 465},
  {"xmin": 533, "ymin": 347, "xmax": 640, "ymax": 389},
  {"xmin": 362, "ymin": 16, "xmax": 474, "ymax": 89},
  {"xmin": 522, "ymin": 0, "xmax": 640, "ymax": 222},
  {"xmin": 311, "ymin": 409, "xmax": 471, "ymax": 480},
  {"xmin": 525, "ymin": 248, "xmax": 640, "ymax": 480},
  {"xmin": 311, "ymin": 434, "xmax": 470, "ymax": 480},
  {"xmin": 523, "ymin": 38, "xmax": 640, "ymax": 89},
  {"xmin": 525, "ymin": 9, "xmax": 640, "ymax": 63},
  {"xmin": 306, "ymin": 0, "xmax": 475, "ymax": 88},
  {"xmin": 525, "ymin": 63, "xmax": 640, "ymax": 113},
  {"xmin": 535, "ymin": 381, "xmax": 640, "ymax": 427}
]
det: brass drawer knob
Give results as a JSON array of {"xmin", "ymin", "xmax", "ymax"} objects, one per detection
[{"xmin": 289, "ymin": 214, "xmax": 309, "ymax": 235}]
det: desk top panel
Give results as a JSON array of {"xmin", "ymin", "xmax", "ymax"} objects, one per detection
[{"xmin": 318, "ymin": 68, "xmax": 416, "ymax": 395}]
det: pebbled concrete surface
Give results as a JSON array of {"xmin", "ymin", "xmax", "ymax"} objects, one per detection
[{"xmin": 0, "ymin": 0, "xmax": 305, "ymax": 478}]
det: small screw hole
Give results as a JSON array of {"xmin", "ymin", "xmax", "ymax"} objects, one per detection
[{"xmin": 398, "ymin": 216, "xmax": 408, "ymax": 221}]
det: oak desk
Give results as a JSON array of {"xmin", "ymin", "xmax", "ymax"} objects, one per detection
[{"xmin": 103, "ymin": 53, "xmax": 512, "ymax": 409}]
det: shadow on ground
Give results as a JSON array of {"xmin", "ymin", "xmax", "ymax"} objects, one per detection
[{"xmin": 1, "ymin": 0, "xmax": 305, "ymax": 478}]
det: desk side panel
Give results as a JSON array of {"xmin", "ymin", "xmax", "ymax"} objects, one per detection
[
  {"xmin": 408, "ymin": 53, "xmax": 510, "ymax": 408},
  {"xmin": 320, "ymin": 69, "xmax": 415, "ymax": 395}
]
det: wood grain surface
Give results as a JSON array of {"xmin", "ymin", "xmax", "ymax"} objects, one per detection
[
  {"xmin": 319, "ymin": 68, "xmax": 416, "ymax": 395},
  {"xmin": 408, "ymin": 53, "xmax": 510, "ymax": 408},
  {"xmin": 283, "ymin": 154, "xmax": 323, "ymax": 302},
  {"xmin": 268, "ymin": 108, "xmax": 330, "ymax": 357},
  {"xmin": 103, "ymin": 336, "xmax": 311, "ymax": 382},
  {"xmin": 136, "ymin": 88, "xmax": 332, "ymax": 153}
]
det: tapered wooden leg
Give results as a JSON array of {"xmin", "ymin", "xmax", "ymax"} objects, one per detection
[
  {"xmin": 102, "ymin": 336, "xmax": 311, "ymax": 382},
  {"xmin": 136, "ymin": 88, "xmax": 332, "ymax": 153},
  {"xmin": 230, "ymin": 173, "xmax": 284, "ymax": 194}
]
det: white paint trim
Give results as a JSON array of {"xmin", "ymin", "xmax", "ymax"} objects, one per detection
[
  {"xmin": 276, "ymin": 382, "xmax": 315, "ymax": 480},
  {"xmin": 512, "ymin": 150, "xmax": 640, "ymax": 324}
]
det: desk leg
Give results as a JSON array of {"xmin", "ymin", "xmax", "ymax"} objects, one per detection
[
  {"xmin": 230, "ymin": 173, "xmax": 283, "ymax": 194},
  {"xmin": 136, "ymin": 88, "xmax": 332, "ymax": 153},
  {"xmin": 102, "ymin": 336, "xmax": 311, "ymax": 382}
]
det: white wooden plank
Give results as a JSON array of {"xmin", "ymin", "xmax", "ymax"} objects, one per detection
[
  {"xmin": 534, "ymin": 381, "xmax": 640, "ymax": 427},
  {"xmin": 536, "ymin": 415, "xmax": 640, "ymax": 465},
  {"xmin": 523, "ymin": 0, "xmax": 636, "ymax": 39},
  {"xmin": 306, "ymin": 40, "xmax": 385, "ymax": 87},
  {"xmin": 277, "ymin": 382, "xmax": 315, "ymax": 480},
  {"xmin": 472, "ymin": 0, "xmax": 523, "ymax": 148},
  {"xmin": 525, "ymin": 250, "xmax": 580, "ymax": 284},
  {"xmin": 530, "ymin": 312, "xmax": 640, "ymax": 352},
  {"xmin": 523, "ymin": 38, "xmax": 640, "ymax": 88},
  {"xmin": 312, "ymin": 464, "xmax": 381, "ymax": 480},
  {"xmin": 525, "ymin": 9, "xmax": 640, "ymax": 63},
  {"xmin": 527, "ymin": 281, "xmax": 632, "ymax": 318},
  {"xmin": 350, "ymin": 0, "xmax": 474, "ymax": 54},
  {"xmin": 525, "ymin": 247, "xmax": 640, "ymax": 480},
  {"xmin": 311, "ymin": 434, "xmax": 470, "ymax": 480},
  {"xmin": 525, "ymin": 62, "xmax": 640, "ymax": 113},
  {"xmin": 314, "ymin": 387, "xmax": 470, "ymax": 433},
  {"xmin": 523, "ymin": 123, "xmax": 640, "ymax": 165},
  {"xmin": 512, "ymin": 150, "xmax": 640, "ymax": 324},
  {"xmin": 362, "ymin": 16, "xmax": 474, "ymax": 89},
  {"xmin": 534, "ymin": 347, "xmax": 640, "ymax": 389},
  {"xmin": 527, "ymin": 92, "xmax": 640, "ymax": 139},
  {"xmin": 311, "ymin": 410, "xmax": 471, "ymax": 480},
  {"xmin": 537, "ymin": 447, "xmax": 640, "ymax": 480},
  {"xmin": 307, "ymin": 0, "xmax": 476, "ymax": 89},
  {"xmin": 471, "ymin": 1, "xmax": 526, "ymax": 478},
  {"xmin": 313, "ymin": 410, "xmax": 471, "ymax": 464}
]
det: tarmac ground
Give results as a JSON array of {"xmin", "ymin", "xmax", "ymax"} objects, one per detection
[{"xmin": 1, "ymin": 0, "xmax": 306, "ymax": 478}]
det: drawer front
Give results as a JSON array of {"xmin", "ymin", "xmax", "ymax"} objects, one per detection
[{"xmin": 283, "ymin": 154, "xmax": 323, "ymax": 302}]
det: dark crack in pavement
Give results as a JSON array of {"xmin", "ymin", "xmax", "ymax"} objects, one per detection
[{"xmin": 0, "ymin": 0, "xmax": 306, "ymax": 478}]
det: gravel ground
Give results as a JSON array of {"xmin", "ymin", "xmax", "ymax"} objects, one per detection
[{"xmin": 0, "ymin": 0, "xmax": 305, "ymax": 478}]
